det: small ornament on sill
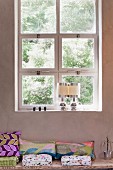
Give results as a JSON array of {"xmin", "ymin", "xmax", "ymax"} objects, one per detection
[
  {"xmin": 103, "ymin": 136, "xmax": 113, "ymax": 160},
  {"xmin": 33, "ymin": 107, "xmax": 36, "ymax": 111},
  {"xmin": 39, "ymin": 106, "xmax": 41, "ymax": 111},
  {"xmin": 44, "ymin": 106, "xmax": 46, "ymax": 111}
]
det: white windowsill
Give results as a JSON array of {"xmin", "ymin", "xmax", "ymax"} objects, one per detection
[{"xmin": 15, "ymin": 108, "xmax": 102, "ymax": 113}]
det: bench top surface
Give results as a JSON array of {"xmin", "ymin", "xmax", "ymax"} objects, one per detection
[{"xmin": 1, "ymin": 159, "xmax": 113, "ymax": 170}]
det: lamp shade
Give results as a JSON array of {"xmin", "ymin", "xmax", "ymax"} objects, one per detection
[
  {"xmin": 58, "ymin": 83, "xmax": 68, "ymax": 97},
  {"xmin": 68, "ymin": 83, "xmax": 80, "ymax": 98},
  {"xmin": 58, "ymin": 83, "xmax": 80, "ymax": 98}
]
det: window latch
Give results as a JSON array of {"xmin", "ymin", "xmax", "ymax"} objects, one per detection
[
  {"xmin": 77, "ymin": 34, "xmax": 80, "ymax": 38},
  {"xmin": 37, "ymin": 34, "xmax": 40, "ymax": 38},
  {"xmin": 37, "ymin": 71, "xmax": 40, "ymax": 75},
  {"xmin": 77, "ymin": 71, "xmax": 80, "ymax": 75}
]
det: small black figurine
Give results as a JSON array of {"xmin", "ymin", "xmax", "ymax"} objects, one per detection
[
  {"xmin": 44, "ymin": 106, "xmax": 46, "ymax": 111},
  {"xmin": 33, "ymin": 107, "xmax": 36, "ymax": 111},
  {"xmin": 39, "ymin": 106, "xmax": 41, "ymax": 111}
]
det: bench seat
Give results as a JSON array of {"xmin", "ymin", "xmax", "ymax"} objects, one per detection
[{"xmin": 0, "ymin": 159, "xmax": 113, "ymax": 170}]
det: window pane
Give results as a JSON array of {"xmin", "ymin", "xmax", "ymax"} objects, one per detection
[
  {"xmin": 22, "ymin": 76, "xmax": 54, "ymax": 105},
  {"xmin": 22, "ymin": 39, "xmax": 55, "ymax": 68},
  {"xmin": 62, "ymin": 76, "xmax": 94, "ymax": 105},
  {"xmin": 62, "ymin": 38, "xmax": 94, "ymax": 68},
  {"xmin": 60, "ymin": 0, "xmax": 96, "ymax": 33},
  {"xmin": 21, "ymin": 0, "xmax": 56, "ymax": 33}
]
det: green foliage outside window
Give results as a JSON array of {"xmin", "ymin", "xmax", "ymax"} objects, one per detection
[{"xmin": 22, "ymin": 76, "xmax": 54, "ymax": 105}]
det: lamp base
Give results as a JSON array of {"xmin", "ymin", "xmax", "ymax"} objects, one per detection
[
  {"xmin": 71, "ymin": 102, "xmax": 77, "ymax": 111},
  {"xmin": 60, "ymin": 102, "xmax": 66, "ymax": 111}
]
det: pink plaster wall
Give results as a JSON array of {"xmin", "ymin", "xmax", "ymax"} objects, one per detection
[{"xmin": 0, "ymin": 0, "xmax": 113, "ymax": 158}]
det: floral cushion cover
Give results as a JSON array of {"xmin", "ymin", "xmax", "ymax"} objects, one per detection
[
  {"xmin": 0, "ymin": 131, "xmax": 21, "ymax": 157},
  {"xmin": 56, "ymin": 141, "xmax": 95, "ymax": 160},
  {"xmin": 19, "ymin": 139, "xmax": 56, "ymax": 158},
  {"xmin": 61, "ymin": 155, "xmax": 91, "ymax": 166},
  {"xmin": 22, "ymin": 154, "xmax": 52, "ymax": 166}
]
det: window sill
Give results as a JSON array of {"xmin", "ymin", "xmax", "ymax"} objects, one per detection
[{"xmin": 15, "ymin": 108, "xmax": 102, "ymax": 113}]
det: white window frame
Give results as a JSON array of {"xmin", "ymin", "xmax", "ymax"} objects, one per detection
[{"xmin": 15, "ymin": 0, "xmax": 102, "ymax": 111}]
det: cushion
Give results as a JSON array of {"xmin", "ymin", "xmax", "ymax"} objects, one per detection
[
  {"xmin": 0, "ymin": 131, "xmax": 21, "ymax": 140},
  {"xmin": 22, "ymin": 154, "xmax": 52, "ymax": 166},
  {"xmin": 61, "ymin": 155, "xmax": 91, "ymax": 166},
  {"xmin": 56, "ymin": 141, "xmax": 95, "ymax": 160},
  {"xmin": 0, "ymin": 131, "xmax": 21, "ymax": 157},
  {"xmin": 19, "ymin": 139, "xmax": 56, "ymax": 158},
  {"xmin": 0, "ymin": 156, "xmax": 18, "ymax": 166},
  {"xmin": 0, "ymin": 139, "xmax": 20, "ymax": 157}
]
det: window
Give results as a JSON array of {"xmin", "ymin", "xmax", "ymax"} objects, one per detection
[{"xmin": 15, "ymin": 0, "xmax": 102, "ymax": 111}]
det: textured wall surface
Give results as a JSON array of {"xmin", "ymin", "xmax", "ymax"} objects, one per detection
[{"xmin": 0, "ymin": 0, "xmax": 113, "ymax": 158}]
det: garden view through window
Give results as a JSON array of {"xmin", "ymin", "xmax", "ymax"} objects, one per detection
[{"xmin": 16, "ymin": 0, "xmax": 101, "ymax": 111}]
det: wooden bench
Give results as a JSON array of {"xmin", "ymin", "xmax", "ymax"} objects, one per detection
[{"xmin": 0, "ymin": 159, "xmax": 113, "ymax": 170}]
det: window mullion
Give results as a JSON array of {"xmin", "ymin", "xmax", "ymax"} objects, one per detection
[
  {"xmin": 20, "ymin": 34, "xmax": 58, "ymax": 39},
  {"xmin": 18, "ymin": 0, "xmax": 21, "ymax": 34},
  {"xmin": 20, "ymin": 68, "xmax": 58, "ymax": 75},
  {"xmin": 18, "ymin": 72, "xmax": 22, "ymax": 111},
  {"xmin": 95, "ymin": 0, "xmax": 99, "ymax": 35},
  {"xmin": 56, "ymin": 0, "xmax": 60, "ymax": 82},
  {"xmin": 56, "ymin": 0, "xmax": 60, "ymax": 34},
  {"xmin": 59, "ymin": 34, "xmax": 97, "ymax": 38}
]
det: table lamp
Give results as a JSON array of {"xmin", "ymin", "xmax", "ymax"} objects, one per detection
[
  {"xmin": 58, "ymin": 83, "xmax": 68, "ymax": 110},
  {"xmin": 68, "ymin": 83, "xmax": 80, "ymax": 111}
]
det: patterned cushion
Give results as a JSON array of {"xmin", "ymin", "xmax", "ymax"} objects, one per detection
[
  {"xmin": 56, "ymin": 141, "xmax": 95, "ymax": 160},
  {"xmin": 0, "ymin": 156, "xmax": 18, "ymax": 166},
  {"xmin": 61, "ymin": 155, "xmax": 91, "ymax": 166},
  {"xmin": 0, "ymin": 131, "xmax": 21, "ymax": 157},
  {"xmin": 0, "ymin": 139, "xmax": 20, "ymax": 157},
  {"xmin": 19, "ymin": 139, "xmax": 56, "ymax": 158},
  {"xmin": 0, "ymin": 131, "xmax": 21, "ymax": 140},
  {"xmin": 22, "ymin": 154, "xmax": 52, "ymax": 166}
]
